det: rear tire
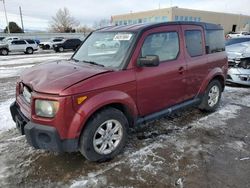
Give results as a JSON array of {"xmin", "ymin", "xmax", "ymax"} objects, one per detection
[
  {"xmin": 26, "ymin": 47, "xmax": 33, "ymax": 54},
  {"xmin": 79, "ymin": 107, "xmax": 128, "ymax": 162},
  {"xmin": 199, "ymin": 79, "xmax": 222, "ymax": 112}
]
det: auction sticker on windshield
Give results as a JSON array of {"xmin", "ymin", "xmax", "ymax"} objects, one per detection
[{"xmin": 113, "ymin": 33, "xmax": 133, "ymax": 41}]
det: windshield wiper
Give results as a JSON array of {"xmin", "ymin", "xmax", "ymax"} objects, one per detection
[{"xmin": 82, "ymin": 60, "xmax": 105, "ymax": 67}]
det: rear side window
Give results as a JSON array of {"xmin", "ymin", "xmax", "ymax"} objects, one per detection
[
  {"xmin": 185, "ymin": 30, "xmax": 203, "ymax": 57},
  {"xmin": 53, "ymin": 39, "xmax": 63, "ymax": 42},
  {"xmin": 141, "ymin": 32, "xmax": 179, "ymax": 62},
  {"xmin": 206, "ymin": 30, "xmax": 225, "ymax": 53},
  {"xmin": 26, "ymin": 40, "xmax": 35, "ymax": 44}
]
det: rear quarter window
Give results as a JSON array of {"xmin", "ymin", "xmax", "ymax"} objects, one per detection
[{"xmin": 26, "ymin": 40, "xmax": 35, "ymax": 44}]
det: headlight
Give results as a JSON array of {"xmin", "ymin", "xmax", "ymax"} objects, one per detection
[
  {"xmin": 35, "ymin": 100, "xmax": 59, "ymax": 118},
  {"xmin": 54, "ymin": 45, "xmax": 58, "ymax": 47}
]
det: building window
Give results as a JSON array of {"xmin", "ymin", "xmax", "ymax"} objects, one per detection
[
  {"xmin": 138, "ymin": 19, "xmax": 142, "ymax": 23},
  {"xmin": 193, "ymin": 17, "xmax": 197, "ymax": 22},
  {"xmin": 184, "ymin": 16, "xmax": 188, "ymax": 21},
  {"xmin": 189, "ymin": 16, "xmax": 193, "ymax": 21},
  {"xmin": 119, "ymin": 21, "xmax": 123, "ymax": 25},
  {"xmin": 124, "ymin": 20, "xmax": 127, "ymax": 25},
  {"xmin": 180, "ymin": 16, "xmax": 183, "ymax": 21},
  {"xmin": 162, "ymin": 16, "xmax": 168, "ymax": 22},
  {"xmin": 185, "ymin": 30, "xmax": 203, "ymax": 57},
  {"xmin": 143, "ymin": 18, "xmax": 147, "ymax": 23},
  {"xmin": 115, "ymin": 21, "xmax": 118, "ymax": 26},
  {"xmin": 128, "ymin": 20, "xmax": 132, "ymax": 25},
  {"xmin": 197, "ymin": 17, "xmax": 201, "ymax": 22},
  {"xmin": 141, "ymin": 32, "xmax": 180, "ymax": 62},
  {"xmin": 175, "ymin": 16, "xmax": 179, "ymax": 21},
  {"xmin": 133, "ymin": 20, "xmax": 137, "ymax": 24},
  {"xmin": 155, "ymin": 16, "xmax": 161, "ymax": 22}
]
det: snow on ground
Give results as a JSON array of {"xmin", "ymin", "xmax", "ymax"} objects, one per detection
[
  {"xmin": 0, "ymin": 98, "xmax": 15, "ymax": 133},
  {"xmin": 0, "ymin": 52, "xmax": 72, "ymax": 66},
  {"xmin": 0, "ymin": 65, "xmax": 34, "ymax": 79}
]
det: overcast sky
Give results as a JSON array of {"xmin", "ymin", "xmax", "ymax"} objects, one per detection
[{"xmin": 0, "ymin": 0, "xmax": 249, "ymax": 31}]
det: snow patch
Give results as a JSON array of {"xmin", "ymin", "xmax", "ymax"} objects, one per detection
[
  {"xmin": 192, "ymin": 104, "xmax": 242, "ymax": 129},
  {"xmin": 226, "ymin": 141, "xmax": 246, "ymax": 152},
  {"xmin": 0, "ymin": 99, "xmax": 15, "ymax": 133}
]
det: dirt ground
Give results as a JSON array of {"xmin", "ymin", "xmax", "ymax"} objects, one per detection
[{"xmin": 0, "ymin": 53, "xmax": 250, "ymax": 188}]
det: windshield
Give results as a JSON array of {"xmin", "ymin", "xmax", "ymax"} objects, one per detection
[{"xmin": 72, "ymin": 31, "xmax": 135, "ymax": 69}]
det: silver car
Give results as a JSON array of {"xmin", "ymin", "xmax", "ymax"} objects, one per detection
[{"xmin": 226, "ymin": 41, "xmax": 250, "ymax": 86}]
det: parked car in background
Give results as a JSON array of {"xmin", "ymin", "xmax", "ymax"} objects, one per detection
[
  {"xmin": 39, "ymin": 37, "xmax": 64, "ymax": 50},
  {"xmin": 0, "ymin": 39, "xmax": 38, "ymax": 55},
  {"xmin": 1, "ymin": 36, "xmax": 20, "ymax": 43},
  {"xmin": 94, "ymin": 38, "xmax": 120, "ymax": 48},
  {"xmin": 53, "ymin": 38, "xmax": 82, "ymax": 52},
  {"xmin": 226, "ymin": 41, "xmax": 250, "ymax": 86},
  {"xmin": 10, "ymin": 22, "xmax": 227, "ymax": 162},
  {"xmin": 225, "ymin": 37, "xmax": 250, "ymax": 46},
  {"xmin": 226, "ymin": 31, "xmax": 250, "ymax": 39}
]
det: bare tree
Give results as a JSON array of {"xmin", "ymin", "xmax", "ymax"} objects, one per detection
[
  {"xmin": 93, "ymin": 19, "xmax": 111, "ymax": 29},
  {"xmin": 49, "ymin": 7, "xmax": 79, "ymax": 33},
  {"xmin": 76, "ymin": 25, "xmax": 93, "ymax": 36}
]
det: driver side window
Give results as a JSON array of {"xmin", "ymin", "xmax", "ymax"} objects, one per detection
[{"xmin": 141, "ymin": 32, "xmax": 179, "ymax": 62}]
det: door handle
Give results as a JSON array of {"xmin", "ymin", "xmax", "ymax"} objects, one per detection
[{"xmin": 178, "ymin": 66, "xmax": 184, "ymax": 74}]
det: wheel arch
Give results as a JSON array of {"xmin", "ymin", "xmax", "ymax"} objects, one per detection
[
  {"xmin": 68, "ymin": 90, "xmax": 138, "ymax": 139},
  {"xmin": 198, "ymin": 68, "xmax": 226, "ymax": 96}
]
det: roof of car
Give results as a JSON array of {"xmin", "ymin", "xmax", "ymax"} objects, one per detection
[{"xmin": 97, "ymin": 21, "xmax": 223, "ymax": 32}]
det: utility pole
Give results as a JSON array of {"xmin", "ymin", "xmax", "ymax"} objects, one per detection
[
  {"xmin": 19, "ymin": 6, "xmax": 24, "ymax": 32},
  {"xmin": 1, "ymin": 0, "xmax": 10, "ymax": 34}
]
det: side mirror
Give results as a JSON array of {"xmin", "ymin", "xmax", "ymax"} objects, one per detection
[{"xmin": 137, "ymin": 55, "xmax": 160, "ymax": 67}]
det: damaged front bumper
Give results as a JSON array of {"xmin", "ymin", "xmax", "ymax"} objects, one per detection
[
  {"xmin": 10, "ymin": 102, "xmax": 78, "ymax": 152},
  {"xmin": 227, "ymin": 58, "xmax": 250, "ymax": 86}
]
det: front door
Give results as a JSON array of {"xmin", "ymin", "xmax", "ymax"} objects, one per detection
[{"xmin": 134, "ymin": 25, "xmax": 187, "ymax": 116}]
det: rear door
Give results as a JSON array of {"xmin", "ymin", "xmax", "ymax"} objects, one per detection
[
  {"xmin": 181, "ymin": 25, "xmax": 208, "ymax": 99},
  {"xmin": 134, "ymin": 25, "xmax": 187, "ymax": 116}
]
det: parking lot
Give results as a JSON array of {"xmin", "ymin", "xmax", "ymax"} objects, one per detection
[{"xmin": 0, "ymin": 51, "xmax": 250, "ymax": 188}]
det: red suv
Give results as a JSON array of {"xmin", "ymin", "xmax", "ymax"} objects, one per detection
[{"xmin": 10, "ymin": 22, "xmax": 228, "ymax": 161}]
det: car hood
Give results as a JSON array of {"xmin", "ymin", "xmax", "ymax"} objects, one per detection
[
  {"xmin": 20, "ymin": 60, "xmax": 111, "ymax": 95},
  {"xmin": 226, "ymin": 42, "xmax": 250, "ymax": 59}
]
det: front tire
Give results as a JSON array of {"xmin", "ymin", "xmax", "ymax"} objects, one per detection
[
  {"xmin": 0, "ymin": 48, "xmax": 8, "ymax": 56},
  {"xmin": 58, "ymin": 47, "xmax": 64, "ymax": 52},
  {"xmin": 199, "ymin": 79, "xmax": 222, "ymax": 112},
  {"xmin": 79, "ymin": 108, "xmax": 128, "ymax": 162}
]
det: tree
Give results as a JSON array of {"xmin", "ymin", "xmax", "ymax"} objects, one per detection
[
  {"xmin": 49, "ymin": 7, "xmax": 79, "ymax": 33},
  {"xmin": 76, "ymin": 25, "xmax": 93, "ymax": 36},
  {"xmin": 93, "ymin": 19, "xmax": 111, "ymax": 29},
  {"xmin": 4, "ymin": 22, "xmax": 23, "ymax": 33}
]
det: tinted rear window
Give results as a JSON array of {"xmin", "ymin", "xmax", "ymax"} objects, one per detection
[
  {"xmin": 26, "ymin": 40, "xmax": 35, "ymax": 44},
  {"xmin": 206, "ymin": 30, "xmax": 225, "ymax": 53}
]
